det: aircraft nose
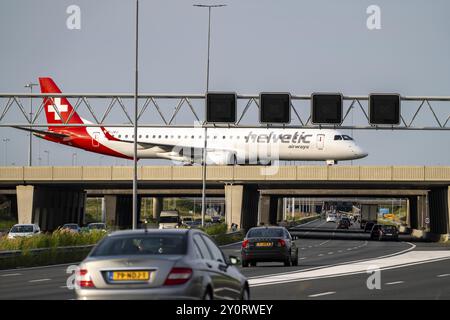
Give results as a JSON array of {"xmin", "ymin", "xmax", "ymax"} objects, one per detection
[{"xmin": 354, "ymin": 146, "xmax": 368, "ymax": 158}]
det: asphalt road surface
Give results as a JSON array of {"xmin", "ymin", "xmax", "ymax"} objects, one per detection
[{"xmin": 0, "ymin": 219, "xmax": 449, "ymax": 300}]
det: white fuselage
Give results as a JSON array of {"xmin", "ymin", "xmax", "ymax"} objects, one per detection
[{"xmin": 85, "ymin": 126, "xmax": 367, "ymax": 164}]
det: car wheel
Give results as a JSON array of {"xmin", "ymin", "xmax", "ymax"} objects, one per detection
[
  {"xmin": 242, "ymin": 260, "xmax": 249, "ymax": 268},
  {"xmin": 203, "ymin": 289, "xmax": 213, "ymax": 300},
  {"xmin": 241, "ymin": 287, "xmax": 250, "ymax": 300},
  {"xmin": 284, "ymin": 255, "xmax": 292, "ymax": 267}
]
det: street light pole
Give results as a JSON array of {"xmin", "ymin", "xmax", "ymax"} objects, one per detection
[
  {"xmin": 2, "ymin": 138, "xmax": 10, "ymax": 165},
  {"xmin": 132, "ymin": 0, "xmax": 139, "ymax": 230},
  {"xmin": 194, "ymin": 3, "xmax": 226, "ymax": 227},
  {"xmin": 24, "ymin": 83, "xmax": 38, "ymax": 166}
]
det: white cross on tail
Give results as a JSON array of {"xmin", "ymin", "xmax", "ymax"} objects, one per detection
[{"xmin": 48, "ymin": 98, "xmax": 68, "ymax": 120}]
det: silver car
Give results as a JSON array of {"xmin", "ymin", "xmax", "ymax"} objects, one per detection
[{"xmin": 75, "ymin": 229, "xmax": 249, "ymax": 300}]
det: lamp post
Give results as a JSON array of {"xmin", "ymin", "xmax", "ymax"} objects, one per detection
[
  {"xmin": 132, "ymin": 0, "xmax": 139, "ymax": 230},
  {"xmin": 193, "ymin": 3, "xmax": 226, "ymax": 227},
  {"xmin": 2, "ymin": 138, "xmax": 10, "ymax": 166},
  {"xmin": 24, "ymin": 83, "xmax": 38, "ymax": 166}
]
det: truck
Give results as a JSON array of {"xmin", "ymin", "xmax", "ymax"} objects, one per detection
[
  {"xmin": 359, "ymin": 204, "xmax": 378, "ymax": 229},
  {"xmin": 158, "ymin": 210, "xmax": 181, "ymax": 229}
]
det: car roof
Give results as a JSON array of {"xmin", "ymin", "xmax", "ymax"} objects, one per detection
[
  {"xmin": 12, "ymin": 224, "xmax": 36, "ymax": 227},
  {"xmin": 107, "ymin": 228, "xmax": 192, "ymax": 238},
  {"xmin": 249, "ymin": 226, "xmax": 285, "ymax": 230}
]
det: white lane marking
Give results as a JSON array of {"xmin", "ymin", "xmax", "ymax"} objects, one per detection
[
  {"xmin": 299, "ymin": 257, "xmax": 307, "ymax": 260},
  {"xmin": 386, "ymin": 281, "xmax": 404, "ymax": 285},
  {"xmin": 437, "ymin": 274, "xmax": 450, "ymax": 278},
  {"xmin": 347, "ymin": 248, "xmax": 352, "ymax": 251},
  {"xmin": 29, "ymin": 278, "xmax": 51, "ymax": 283},
  {"xmin": 338, "ymin": 250, "xmax": 343, "ymax": 253},
  {"xmin": 328, "ymin": 252, "xmax": 334, "ymax": 255},
  {"xmin": 60, "ymin": 286, "xmax": 68, "ymax": 288},
  {"xmin": 308, "ymin": 246, "xmax": 312, "ymax": 248},
  {"xmin": 0, "ymin": 273, "xmax": 21, "ymax": 277},
  {"xmin": 318, "ymin": 240, "xmax": 330, "ymax": 246},
  {"xmin": 250, "ymin": 249, "xmax": 450, "ymax": 287},
  {"xmin": 308, "ymin": 291, "xmax": 336, "ymax": 298},
  {"xmin": 318, "ymin": 254, "xmax": 324, "ymax": 257},
  {"xmin": 301, "ymin": 248, "xmax": 306, "ymax": 250},
  {"xmin": 249, "ymin": 242, "xmax": 415, "ymax": 281}
]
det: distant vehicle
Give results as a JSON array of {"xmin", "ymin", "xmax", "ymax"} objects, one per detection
[
  {"xmin": 75, "ymin": 229, "xmax": 249, "ymax": 300},
  {"xmin": 337, "ymin": 217, "xmax": 351, "ymax": 229},
  {"xmin": 370, "ymin": 224, "xmax": 399, "ymax": 241},
  {"xmin": 62, "ymin": 223, "xmax": 81, "ymax": 233},
  {"xmin": 181, "ymin": 217, "xmax": 193, "ymax": 224},
  {"xmin": 159, "ymin": 211, "xmax": 181, "ymax": 229},
  {"xmin": 241, "ymin": 226, "xmax": 298, "ymax": 267},
  {"xmin": 88, "ymin": 223, "xmax": 107, "ymax": 232},
  {"xmin": 210, "ymin": 216, "xmax": 222, "ymax": 224},
  {"xmin": 360, "ymin": 204, "xmax": 378, "ymax": 229},
  {"xmin": 326, "ymin": 214, "xmax": 337, "ymax": 223},
  {"xmin": 7, "ymin": 224, "xmax": 40, "ymax": 239},
  {"xmin": 183, "ymin": 220, "xmax": 202, "ymax": 229},
  {"xmin": 364, "ymin": 221, "xmax": 377, "ymax": 233}
]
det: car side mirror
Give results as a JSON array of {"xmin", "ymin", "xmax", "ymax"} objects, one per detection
[{"xmin": 228, "ymin": 255, "xmax": 240, "ymax": 265}]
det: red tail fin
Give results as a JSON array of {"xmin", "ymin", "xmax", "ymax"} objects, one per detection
[{"xmin": 39, "ymin": 77, "xmax": 84, "ymax": 130}]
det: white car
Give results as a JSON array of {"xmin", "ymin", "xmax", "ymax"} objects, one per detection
[
  {"xmin": 7, "ymin": 224, "xmax": 41, "ymax": 239},
  {"xmin": 326, "ymin": 214, "xmax": 337, "ymax": 223}
]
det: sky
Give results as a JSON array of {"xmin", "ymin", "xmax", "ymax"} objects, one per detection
[{"xmin": 1, "ymin": 0, "xmax": 450, "ymax": 166}]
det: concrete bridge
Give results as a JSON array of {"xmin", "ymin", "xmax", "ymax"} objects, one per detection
[{"xmin": 0, "ymin": 165, "xmax": 449, "ymax": 240}]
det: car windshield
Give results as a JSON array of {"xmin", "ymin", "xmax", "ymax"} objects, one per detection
[
  {"xmin": 247, "ymin": 228, "xmax": 283, "ymax": 238},
  {"xmin": 91, "ymin": 234, "xmax": 187, "ymax": 256},
  {"xmin": 342, "ymin": 135, "xmax": 353, "ymax": 140},
  {"xmin": 89, "ymin": 224, "xmax": 105, "ymax": 229},
  {"xmin": 382, "ymin": 226, "xmax": 397, "ymax": 232},
  {"xmin": 64, "ymin": 224, "xmax": 78, "ymax": 229},
  {"xmin": 10, "ymin": 225, "xmax": 34, "ymax": 233},
  {"xmin": 160, "ymin": 216, "xmax": 179, "ymax": 223}
]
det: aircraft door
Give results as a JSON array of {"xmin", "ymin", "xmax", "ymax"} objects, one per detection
[
  {"xmin": 92, "ymin": 132, "xmax": 100, "ymax": 147},
  {"xmin": 317, "ymin": 134, "xmax": 325, "ymax": 150}
]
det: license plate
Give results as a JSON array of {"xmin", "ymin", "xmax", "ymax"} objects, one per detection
[
  {"xmin": 256, "ymin": 242, "xmax": 273, "ymax": 247},
  {"xmin": 109, "ymin": 271, "xmax": 150, "ymax": 282}
]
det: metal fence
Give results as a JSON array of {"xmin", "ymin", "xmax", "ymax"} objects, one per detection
[{"xmin": 1, "ymin": 93, "xmax": 450, "ymax": 130}]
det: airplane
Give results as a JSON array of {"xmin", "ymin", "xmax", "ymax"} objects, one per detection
[{"xmin": 14, "ymin": 77, "xmax": 368, "ymax": 166}]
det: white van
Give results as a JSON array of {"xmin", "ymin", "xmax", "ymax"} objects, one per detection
[
  {"xmin": 8, "ymin": 224, "xmax": 40, "ymax": 239},
  {"xmin": 158, "ymin": 210, "xmax": 181, "ymax": 229}
]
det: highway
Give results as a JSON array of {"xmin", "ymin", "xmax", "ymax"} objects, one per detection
[{"xmin": 1, "ymin": 219, "xmax": 449, "ymax": 300}]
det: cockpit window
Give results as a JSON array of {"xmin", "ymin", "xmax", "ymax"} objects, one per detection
[
  {"xmin": 334, "ymin": 135, "xmax": 342, "ymax": 140},
  {"xmin": 342, "ymin": 135, "xmax": 353, "ymax": 141}
]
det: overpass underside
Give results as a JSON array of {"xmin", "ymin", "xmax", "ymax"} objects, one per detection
[{"xmin": 0, "ymin": 165, "xmax": 449, "ymax": 240}]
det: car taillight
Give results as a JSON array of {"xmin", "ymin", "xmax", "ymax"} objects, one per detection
[
  {"xmin": 164, "ymin": 268, "xmax": 192, "ymax": 285},
  {"xmin": 242, "ymin": 240, "xmax": 249, "ymax": 249},
  {"xmin": 76, "ymin": 268, "xmax": 95, "ymax": 288},
  {"xmin": 278, "ymin": 239, "xmax": 286, "ymax": 247}
]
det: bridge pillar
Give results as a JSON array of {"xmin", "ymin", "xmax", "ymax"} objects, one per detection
[
  {"xmin": 104, "ymin": 195, "xmax": 141, "ymax": 229},
  {"xmin": 16, "ymin": 185, "xmax": 85, "ymax": 231},
  {"xmin": 277, "ymin": 197, "xmax": 284, "ymax": 222},
  {"xmin": 224, "ymin": 184, "xmax": 258, "ymax": 231},
  {"xmin": 258, "ymin": 195, "xmax": 270, "ymax": 226},
  {"xmin": 408, "ymin": 195, "xmax": 428, "ymax": 231},
  {"xmin": 225, "ymin": 185, "xmax": 243, "ymax": 229},
  {"xmin": 152, "ymin": 197, "xmax": 163, "ymax": 222},
  {"xmin": 428, "ymin": 187, "xmax": 450, "ymax": 238}
]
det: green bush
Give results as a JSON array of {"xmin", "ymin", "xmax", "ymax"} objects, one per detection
[
  {"xmin": 201, "ymin": 223, "xmax": 228, "ymax": 236},
  {"xmin": 0, "ymin": 229, "xmax": 106, "ymax": 251}
]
